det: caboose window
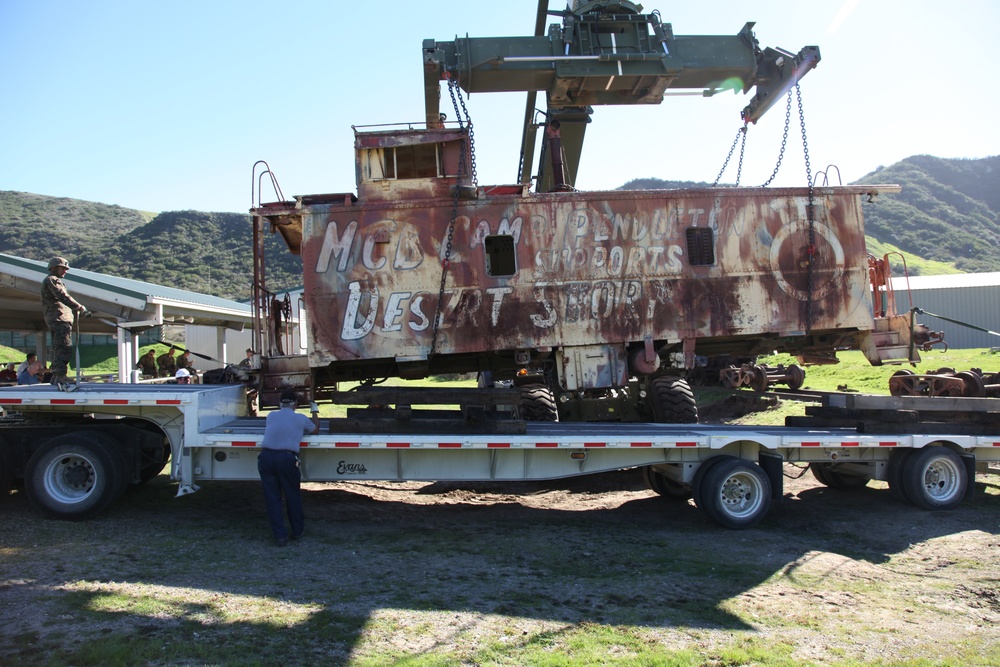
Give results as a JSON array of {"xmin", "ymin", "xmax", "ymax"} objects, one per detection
[
  {"xmin": 364, "ymin": 144, "xmax": 441, "ymax": 181},
  {"xmin": 685, "ymin": 227, "xmax": 715, "ymax": 266},
  {"xmin": 484, "ymin": 235, "xmax": 516, "ymax": 276},
  {"xmin": 392, "ymin": 144, "xmax": 440, "ymax": 179}
]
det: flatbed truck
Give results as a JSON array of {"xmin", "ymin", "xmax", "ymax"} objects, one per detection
[{"xmin": 1, "ymin": 382, "xmax": 996, "ymax": 528}]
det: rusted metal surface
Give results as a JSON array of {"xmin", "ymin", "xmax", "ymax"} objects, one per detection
[
  {"xmin": 261, "ymin": 184, "xmax": 883, "ymax": 377},
  {"xmin": 720, "ymin": 363, "xmax": 806, "ymax": 391},
  {"xmin": 889, "ymin": 368, "xmax": 1000, "ymax": 398}
]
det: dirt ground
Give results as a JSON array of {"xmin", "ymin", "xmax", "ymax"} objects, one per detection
[{"xmin": 3, "ymin": 466, "xmax": 999, "ymax": 664}]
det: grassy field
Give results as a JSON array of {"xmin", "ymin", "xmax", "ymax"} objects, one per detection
[{"xmin": 0, "ymin": 342, "xmax": 177, "ymax": 378}]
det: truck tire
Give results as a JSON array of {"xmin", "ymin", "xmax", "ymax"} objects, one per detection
[
  {"xmin": 518, "ymin": 383, "xmax": 558, "ymax": 421},
  {"xmin": 696, "ymin": 458, "xmax": 771, "ymax": 529},
  {"xmin": 642, "ymin": 466, "xmax": 692, "ymax": 500},
  {"xmin": 139, "ymin": 441, "xmax": 171, "ymax": 483},
  {"xmin": 649, "ymin": 377, "xmax": 698, "ymax": 424},
  {"xmin": 901, "ymin": 446, "xmax": 967, "ymax": 511},
  {"xmin": 809, "ymin": 462, "xmax": 870, "ymax": 489},
  {"xmin": 0, "ymin": 435, "xmax": 13, "ymax": 499},
  {"xmin": 690, "ymin": 455, "xmax": 738, "ymax": 515},
  {"xmin": 25, "ymin": 432, "xmax": 126, "ymax": 520},
  {"xmin": 886, "ymin": 448, "xmax": 914, "ymax": 504}
]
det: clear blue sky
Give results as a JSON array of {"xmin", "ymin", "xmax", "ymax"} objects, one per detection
[{"xmin": 2, "ymin": 0, "xmax": 998, "ymax": 213}]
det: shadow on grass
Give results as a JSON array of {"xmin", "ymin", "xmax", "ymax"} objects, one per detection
[{"xmin": 0, "ymin": 467, "xmax": 997, "ymax": 666}]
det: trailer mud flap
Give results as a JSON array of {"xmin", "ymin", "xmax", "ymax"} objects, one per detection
[{"xmin": 758, "ymin": 451, "xmax": 784, "ymax": 501}]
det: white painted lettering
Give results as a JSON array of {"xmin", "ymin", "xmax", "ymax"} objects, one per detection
[
  {"xmin": 316, "ymin": 220, "xmax": 358, "ymax": 273},
  {"xmin": 408, "ymin": 295, "xmax": 430, "ymax": 332},
  {"xmin": 341, "ymin": 281, "xmax": 377, "ymax": 340},
  {"xmin": 382, "ymin": 292, "xmax": 409, "ymax": 332},
  {"xmin": 486, "ymin": 287, "xmax": 513, "ymax": 326}
]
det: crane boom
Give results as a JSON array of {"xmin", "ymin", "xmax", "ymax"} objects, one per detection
[{"xmin": 422, "ymin": 1, "xmax": 819, "ymax": 192}]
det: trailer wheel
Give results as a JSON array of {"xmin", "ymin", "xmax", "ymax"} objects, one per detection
[
  {"xmin": 0, "ymin": 436, "xmax": 14, "ymax": 499},
  {"xmin": 518, "ymin": 383, "xmax": 558, "ymax": 421},
  {"xmin": 139, "ymin": 441, "xmax": 171, "ymax": 483},
  {"xmin": 697, "ymin": 458, "xmax": 771, "ymax": 529},
  {"xmin": 641, "ymin": 466, "xmax": 692, "ymax": 500},
  {"xmin": 901, "ymin": 446, "xmax": 967, "ymax": 511},
  {"xmin": 886, "ymin": 449, "xmax": 914, "ymax": 504},
  {"xmin": 809, "ymin": 462, "xmax": 870, "ymax": 489},
  {"xmin": 25, "ymin": 432, "xmax": 125, "ymax": 520},
  {"xmin": 690, "ymin": 455, "xmax": 738, "ymax": 515},
  {"xmin": 649, "ymin": 377, "xmax": 698, "ymax": 424}
]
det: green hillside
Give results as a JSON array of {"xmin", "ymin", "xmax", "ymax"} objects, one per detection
[
  {"xmin": 858, "ymin": 155, "xmax": 1000, "ymax": 273},
  {"xmin": 0, "ymin": 197, "xmax": 302, "ymax": 302},
  {"xmin": 0, "ymin": 153, "xmax": 997, "ymax": 298},
  {"xmin": 0, "ymin": 191, "xmax": 153, "ymax": 261}
]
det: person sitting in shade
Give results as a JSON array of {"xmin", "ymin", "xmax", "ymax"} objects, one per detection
[
  {"xmin": 176, "ymin": 350, "xmax": 197, "ymax": 375},
  {"xmin": 17, "ymin": 361, "xmax": 43, "ymax": 385},
  {"xmin": 17, "ymin": 352, "xmax": 36, "ymax": 376},
  {"xmin": 157, "ymin": 346, "xmax": 177, "ymax": 377},
  {"xmin": 135, "ymin": 349, "xmax": 157, "ymax": 377},
  {"xmin": 0, "ymin": 363, "xmax": 17, "ymax": 383}
]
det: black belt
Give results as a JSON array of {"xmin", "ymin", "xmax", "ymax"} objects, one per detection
[{"xmin": 261, "ymin": 448, "xmax": 298, "ymax": 455}]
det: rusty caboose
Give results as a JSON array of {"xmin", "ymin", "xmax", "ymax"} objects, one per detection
[{"xmin": 250, "ymin": 2, "xmax": 916, "ymax": 422}]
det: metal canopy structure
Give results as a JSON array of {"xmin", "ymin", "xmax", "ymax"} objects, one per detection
[{"xmin": 0, "ymin": 253, "xmax": 252, "ymax": 380}]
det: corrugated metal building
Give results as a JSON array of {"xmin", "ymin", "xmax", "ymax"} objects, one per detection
[{"xmin": 890, "ymin": 272, "xmax": 1000, "ymax": 349}]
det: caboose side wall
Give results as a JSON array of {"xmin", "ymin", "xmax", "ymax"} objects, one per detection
[{"xmin": 298, "ymin": 187, "xmax": 874, "ymax": 368}]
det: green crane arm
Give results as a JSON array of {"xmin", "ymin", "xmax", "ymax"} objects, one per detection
[{"xmin": 422, "ymin": 1, "xmax": 819, "ymax": 192}]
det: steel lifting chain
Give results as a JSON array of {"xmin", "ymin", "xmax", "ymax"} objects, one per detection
[
  {"xmin": 430, "ymin": 76, "xmax": 478, "ymax": 356},
  {"xmin": 760, "ymin": 91, "xmax": 793, "ymax": 187},
  {"xmin": 712, "ymin": 123, "xmax": 748, "ymax": 187},
  {"xmin": 448, "ymin": 77, "xmax": 478, "ymax": 185},
  {"xmin": 797, "ymin": 84, "xmax": 816, "ymax": 333}
]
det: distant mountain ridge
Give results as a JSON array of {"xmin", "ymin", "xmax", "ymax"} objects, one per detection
[
  {"xmin": 857, "ymin": 155, "xmax": 1000, "ymax": 273},
  {"xmin": 0, "ymin": 154, "xmax": 997, "ymax": 300}
]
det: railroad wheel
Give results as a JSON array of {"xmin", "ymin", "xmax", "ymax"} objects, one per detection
[
  {"xmin": 25, "ymin": 432, "xmax": 125, "ymax": 520},
  {"xmin": 719, "ymin": 365, "xmax": 740, "ymax": 389},
  {"xmin": 956, "ymin": 371, "xmax": 986, "ymax": 398},
  {"xmin": 809, "ymin": 462, "xmax": 870, "ymax": 489},
  {"xmin": 517, "ymin": 383, "xmax": 558, "ymax": 421},
  {"xmin": 749, "ymin": 365, "xmax": 769, "ymax": 392},
  {"xmin": 696, "ymin": 458, "xmax": 772, "ymax": 529},
  {"xmin": 889, "ymin": 369, "xmax": 916, "ymax": 396},
  {"xmin": 901, "ymin": 446, "xmax": 967, "ymax": 511},
  {"xmin": 649, "ymin": 377, "xmax": 698, "ymax": 424},
  {"xmin": 641, "ymin": 466, "xmax": 692, "ymax": 500},
  {"xmin": 786, "ymin": 365, "xmax": 806, "ymax": 391}
]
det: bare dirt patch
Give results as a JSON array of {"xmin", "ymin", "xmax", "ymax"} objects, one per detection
[{"xmin": 1, "ymin": 445, "xmax": 999, "ymax": 665}]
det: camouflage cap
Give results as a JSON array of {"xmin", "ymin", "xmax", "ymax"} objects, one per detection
[{"xmin": 48, "ymin": 257, "xmax": 70, "ymax": 271}]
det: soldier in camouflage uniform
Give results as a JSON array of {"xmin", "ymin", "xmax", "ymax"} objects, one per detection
[
  {"xmin": 157, "ymin": 346, "xmax": 177, "ymax": 377},
  {"xmin": 135, "ymin": 349, "xmax": 158, "ymax": 377},
  {"xmin": 41, "ymin": 257, "xmax": 89, "ymax": 385}
]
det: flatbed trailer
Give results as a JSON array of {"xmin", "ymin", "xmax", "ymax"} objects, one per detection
[{"xmin": 0, "ymin": 383, "xmax": 997, "ymax": 528}]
